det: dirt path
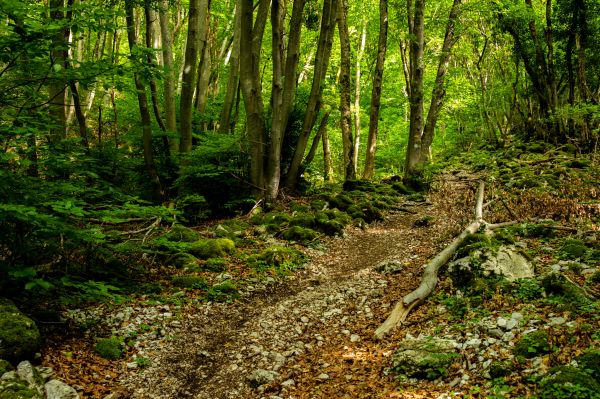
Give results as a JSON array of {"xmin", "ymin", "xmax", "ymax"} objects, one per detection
[{"xmin": 119, "ymin": 183, "xmax": 473, "ymax": 398}]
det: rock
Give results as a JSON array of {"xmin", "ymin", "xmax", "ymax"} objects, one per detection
[
  {"xmin": 300, "ymin": 316, "xmax": 309, "ymax": 323},
  {"xmin": 374, "ymin": 260, "xmax": 404, "ymax": 275},
  {"xmin": 511, "ymin": 312, "xmax": 524, "ymax": 321},
  {"xmin": 464, "ymin": 338, "xmax": 482, "ymax": 349},
  {"xmin": 548, "ymin": 316, "xmax": 566, "ymax": 326},
  {"xmin": 317, "ymin": 373, "xmax": 329, "ymax": 380},
  {"xmin": 497, "ymin": 317, "xmax": 508, "ymax": 329},
  {"xmin": 16, "ymin": 361, "xmax": 39, "ymax": 386},
  {"xmin": 350, "ymin": 334, "xmax": 360, "ymax": 343},
  {"xmin": 248, "ymin": 369, "xmax": 279, "ymax": 388},
  {"xmin": 481, "ymin": 246, "xmax": 535, "ymax": 281},
  {"xmin": 0, "ymin": 298, "xmax": 41, "ymax": 360},
  {"xmin": 505, "ymin": 319, "xmax": 518, "ymax": 330},
  {"xmin": 392, "ymin": 336, "xmax": 459, "ymax": 380},
  {"xmin": 45, "ymin": 379, "xmax": 80, "ymax": 399},
  {"xmin": 281, "ymin": 379, "xmax": 295, "ymax": 387}
]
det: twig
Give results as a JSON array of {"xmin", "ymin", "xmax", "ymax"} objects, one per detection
[{"xmin": 119, "ymin": 217, "xmax": 161, "ymax": 236}]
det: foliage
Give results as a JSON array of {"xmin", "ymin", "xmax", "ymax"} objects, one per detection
[
  {"xmin": 171, "ymin": 275, "xmax": 208, "ymax": 290},
  {"xmin": 537, "ymin": 366, "xmax": 600, "ymax": 399},
  {"xmin": 94, "ymin": 336, "xmax": 124, "ymax": 360},
  {"xmin": 206, "ymin": 281, "xmax": 238, "ymax": 303},
  {"xmin": 513, "ymin": 330, "xmax": 552, "ymax": 359}
]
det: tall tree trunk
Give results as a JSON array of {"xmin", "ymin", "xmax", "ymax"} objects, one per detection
[
  {"xmin": 265, "ymin": 0, "xmax": 306, "ymax": 201},
  {"xmin": 420, "ymin": 0, "xmax": 460, "ymax": 160},
  {"xmin": 352, "ymin": 22, "xmax": 366, "ymax": 173},
  {"xmin": 239, "ymin": 0, "xmax": 269, "ymax": 194},
  {"xmin": 404, "ymin": 0, "xmax": 425, "ymax": 179},
  {"xmin": 363, "ymin": 0, "xmax": 388, "ymax": 180},
  {"xmin": 300, "ymin": 111, "xmax": 329, "ymax": 176},
  {"xmin": 218, "ymin": 0, "xmax": 241, "ymax": 133},
  {"xmin": 284, "ymin": 0, "xmax": 338, "ymax": 189},
  {"xmin": 125, "ymin": 0, "xmax": 163, "ymax": 202},
  {"xmin": 159, "ymin": 0, "xmax": 178, "ymax": 152},
  {"xmin": 322, "ymin": 122, "xmax": 334, "ymax": 182},
  {"xmin": 48, "ymin": 0, "xmax": 67, "ymax": 145},
  {"xmin": 179, "ymin": 0, "xmax": 207, "ymax": 153},
  {"xmin": 338, "ymin": 0, "xmax": 355, "ymax": 181},
  {"xmin": 144, "ymin": 1, "xmax": 168, "ymax": 135},
  {"xmin": 194, "ymin": 1, "xmax": 212, "ymax": 130}
]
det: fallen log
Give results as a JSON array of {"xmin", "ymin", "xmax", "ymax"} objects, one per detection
[{"xmin": 375, "ymin": 181, "xmax": 513, "ymax": 339}]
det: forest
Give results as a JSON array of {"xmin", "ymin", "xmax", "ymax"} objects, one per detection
[{"xmin": 1, "ymin": 0, "xmax": 599, "ymax": 398}]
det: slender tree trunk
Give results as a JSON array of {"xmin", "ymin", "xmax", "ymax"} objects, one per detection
[
  {"xmin": 239, "ymin": 0, "xmax": 269, "ymax": 194},
  {"xmin": 194, "ymin": 1, "xmax": 212, "ymax": 130},
  {"xmin": 352, "ymin": 22, "xmax": 366, "ymax": 173},
  {"xmin": 218, "ymin": 0, "xmax": 241, "ymax": 133},
  {"xmin": 125, "ymin": 0, "xmax": 163, "ymax": 202},
  {"xmin": 322, "ymin": 122, "xmax": 334, "ymax": 182},
  {"xmin": 285, "ymin": 0, "xmax": 338, "ymax": 189},
  {"xmin": 420, "ymin": 0, "xmax": 460, "ymax": 159},
  {"xmin": 144, "ymin": 2, "xmax": 167, "ymax": 135},
  {"xmin": 159, "ymin": 0, "xmax": 178, "ymax": 152},
  {"xmin": 301, "ymin": 111, "xmax": 329, "ymax": 176},
  {"xmin": 338, "ymin": 0, "xmax": 355, "ymax": 181},
  {"xmin": 404, "ymin": 0, "xmax": 425, "ymax": 179},
  {"xmin": 179, "ymin": 0, "xmax": 207, "ymax": 153},
  {"xmin": 49, "ymin": 0, "xmax": 67, "ymax": 145},
  {"xmin": 363, "ymin": 0, "xmax": 388, "ymax": 180}
]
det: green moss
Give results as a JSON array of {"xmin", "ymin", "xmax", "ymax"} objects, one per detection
[
  {"xmin": 455, "ymin": 233, "xmax": 493, "ymax": 259},
  {"xmin": 164, "ymin": 225, "xmax": 199, "ymax": 242},
  {"xmin": 513, "ymin": 330, "xmax": 551, "ymax": 359},
  {"xmin": 342, "ymin": 180, "xmax": 376, "ymax": 192},
  {"xmin": 289, "ymin": 202, "xmax": 311, "ymax": 213},
  {"xmin": 206, "ymin": 281, "xmax": 238, "ymax": 302},
  {"xmin": 288, "ymin": 213, "xmax": 316, "ymax": 229},
  {"xmin": 488, "ymin": 360, "xmax": 515, "ymax": 378},
  {"xmin": 310, "ymin": 199, "xmax": 327, "ymax": 211},
  {"xmin": 95, "ymin": 336, "xmax": 124, "ymax": 360},
  {"xmin": 0, "ymin": 359, "xmax": 13, "ymax": 375},
  {"xmin": 188, "ymin": 238, "xmax": 235, "ymax": 259},
  {"xmin": 251, "ymin": 246, "xmax": 305, "ymax": 271},
  {"xmin": 391, "ymin": 182, "xmax": 413, "ymax": 194},
  {"xmin": 0, "ymin": 299, "xmax": 41, "ymax": 360},
  {"xmin": 0, "ymin": 380, "xmax": 43, "ymax": 399},
  {"xmin": 317, "ymin": 220, "xmax": 345, "ymax": 236},
  {"xmin": 171, "ymin": 275, "xmax": 208, "ymax": 289},
  {"xmin": 328, "ymin": 194, "xmax": 353, "ymax": 211},
  {"xmin": 566, "ymin": 159, "xmax": 591, "ymax": 169},
  {"xmin": 204, "ymin": 257, "xmax": 227, "ymax": 272},
  {"xmin": 324, "ymin": 209, "xmax": 352, "ymax": 225},
  {"xmin": 538, "ymin": 366, "xmax": 600, "ymax": 399},
  {"xmin": 169, "ymin": 252, "xmax": 198, "ymax": 268},
  {"xmin": 576, "ymin": 349, "xmax": 600, "ymax": 380},
  {"xmin": 559, "ymin": 239, "xmax": 589, "ymax": 260},
  {"xmin": 282, "ymin": 226, "xmax": 319, "ymax": 244}
]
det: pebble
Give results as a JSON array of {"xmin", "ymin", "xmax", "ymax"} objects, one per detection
[
  {"xmin": 549, "ymin": 316, "xmax": 566, "ymax": 326},
  {"xmin": 350, "ymin": 334, "xmax": 360, "ymax": 343},
  {"xmin": 318, "ymin": 373, "xmax": 330, "ymax": 380},
  {"xmin": 300, "ymin": 316, "xmax": 309, "ymax": 323}
]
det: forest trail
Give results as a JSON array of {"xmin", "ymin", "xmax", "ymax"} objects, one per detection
[{"xmin": 119, "ymin": 180, "xmax": 474, "ymax": 398}]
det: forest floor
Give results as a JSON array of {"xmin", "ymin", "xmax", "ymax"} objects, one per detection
[{"xmin": 39, "ymin": 149, "xmax": 600, "ymax": 399}]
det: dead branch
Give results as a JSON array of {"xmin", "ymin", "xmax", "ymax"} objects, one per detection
[
  {"xmin": 375, "ymin": 181, "xmax": 514, "ymax": 339},
  {"xmin": 119, "ymin": 217, "xmax": 161, "ymax": 236}
]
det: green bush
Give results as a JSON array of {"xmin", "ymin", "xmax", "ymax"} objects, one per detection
[
  {"xmin": 95, "ymin": 336, "xmax": 124, "ymax": 360},
  {"xmin": 250, "ymin": 246, "xmax": 305, "ymax": 272},
  {"xmin": 559, "ymin": 239, "xmax": 589, "ymax": 260},
  {"xmin": 513, "ymin": 330, "xmax": 551, "ymax": 359},
  {"xmin": 576, "ymin": 349, "xmax": 600, "ymax": 380},
  {"xmin": 537, "ymin": 366, "xmax": 600, "ymax": 399},
  {"xmin": 206, "ymin": 281, "xmax": 238, "ymax": 302},
  {"xmin": 171, "ymin": 275, "xmax": 208, "ymax": 289},
  {"xmin": 204, "ymin": 257, "xmax": 227, "ymax": 272}
]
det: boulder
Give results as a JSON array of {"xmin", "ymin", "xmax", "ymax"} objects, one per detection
[
  {"xmin": 0, "ymin": 298, "xmax": 41, "ymax": 360},
  {"xmin": 248, "ymin": 369, "xmax": 279, "ymax": 388},
  {"xmin": 45, "ymin": 379, "xmax": 80, "ymax": 399},
  {"xmin": 481, "ymin": 246, "xmax": 534, "ymax": 281},
  {"xmin": 392, "ymin": 336, "xmax": 459, "ymax": 380},
  {"xmin": 374, "ymin": 260, "xmax": 404, "ymax": 275}
]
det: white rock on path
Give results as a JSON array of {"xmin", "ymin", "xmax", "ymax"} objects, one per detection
[{"xmin": 45, "ymin": 379, "xmax": 80, "ymax": 399}]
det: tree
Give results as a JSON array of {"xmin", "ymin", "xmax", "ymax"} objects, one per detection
[
  {"xmin": 338, "ymin": 0, "xmax": 356, "ymax": 181},
  {"xmin": 363, "ymin": 0, "xmax": 388, "ymax": 180},
  {"xmin": 159, "ymin": 0, "xmax": 178, "ymax": 151}
]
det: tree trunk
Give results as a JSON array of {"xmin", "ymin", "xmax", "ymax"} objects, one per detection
[
  {"xmin": 159, "ymin": 0, "xmax": 178, "ymax": 152},
  {"xmin": 284, "ymin": 0, "xmax": 338, "ymax": 189},
  {"xmin": 179, "ymin": 0, "xmax": 207, "ymax": 153},
  {"xmin": 125, "ymin": 0, "xmax": 163, "ymax": 202},
  {"xmin": 195, "ymin": 1, "xmax": 212, "ymax": 130},
  {"xmin": 352, "ymin": 22, "xmax": 366, "ymax": 173},
  {"xmin": 144, "ymin": 1, "xmax": 167, "ymax": 136},
  {"xmin": 322, "ymin": 121, "xmax": 334, "ymax": 182},
  {"xmin": 300, "ymin": 111, "xmax": 330, "ymax": 177},
  {"xmin": 404, "ymin": 0, "xmax": 425, "ymax": 179},
  {"xmin": 420, "ymin": 0, "xmax": 460, "ymax": 160},
  {"xmin": 363, "ymin": 0, "xmax": 388, "ymax": 180},
  {"xmin": 338, "ymin": 0, "xmax": 355, "ymax": 181},
  {"xmin": 239, "ymin": 0, "xmax": 269, "ymax": 194},
  {"xmin": 48, "ymin": 0, "xmax": 67, "ymax": 145},
  {"xmin": 218, "ymin": 0, "xmax": 241, "ymax": 134}
]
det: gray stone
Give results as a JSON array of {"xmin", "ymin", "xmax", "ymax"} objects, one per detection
[
  {"xmin": 464, "ymin": 338, "xmax": 482, "ymax": 349},
  {"xmin": 511, "ymin": 312, "xmax": 524, "ymax": 321},
  {"xmin": 549, "ymin": 316, "xmax": 566, "ymax": 326},
  {"xmin": 318, "ymin": 373, "xmax": 330, "ymax": 380},
  {"xmin": 248, "ymin": 369, "xmax": 279, "ymax": 388},
  {"xmin": 350, "ymin": 334, "xmax": 360, "ymax": 343},
  {"xmin": 0, "ymin": 298, "xmax": 41, "ymax": 360},
  {"xmin": 45, "ymin": 379, "xmax": 80, "ymax": 399},
  {"xmin": 392, "ymin": 336, "xmax": 459, "ymax": 380},
  {"xmin": 482, "ymin": 246, "xmax": 535, "ymax": 281},
  {"xmin": 497, "ymin": 317, "xmax": 508, "ymax": 329},
  {"xmin": 375, "ymin": 260, "xmax": 404, "ymax": 275},
  {"xmin": 505, "ymin": 319, "xmax": 518, "ymax": 330},
  {"xmin": 16, "ymin": 361, "xmax": 38, "ymax": 386},
  {"xmin": 281, "ymin": 379, "xmax": 295, "ymax": 387}
]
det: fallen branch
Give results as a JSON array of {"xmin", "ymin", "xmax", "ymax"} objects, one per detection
[
  {"xmin": 375, "ymin": 181, "xmax": 514, "ymax": 339},
  {"xmin": 119, "ymin": 217, "xmax": 161, "ymax": 236}
]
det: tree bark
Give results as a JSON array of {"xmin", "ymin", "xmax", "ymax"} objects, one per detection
[
  {"xmin": 159, "ymin": 0, "xmax": 178, "ymax": 151},
  {"xmin": 338, "ymin": 0, "xmax": 355, "ymax": 181},
  {"xmin": 239, "ymin": 0, "xmax": 269, "ymax": 194},
  {"xmin": 125, "ymin": 0, "xmax": 163, "ymax": 202},
  {"xmin": 284, "ymin": 0, "xmax": 338, "ymax": 189},
  {"xmin": 363, "ymin": 0, "xmax": 388, "ymax": 180},
  {"xmin": 194, "ymin": 1, "xmax": 212, "ymax": 130},
  {"xmin": 48, "ymin": 0, "xmax": 67, "ymax": 145},
  {"xmin": 300, "ymin": 111, "xmax": 330, "ymax": 177},
  {"xmin": 144, "ymin": 1, "xmax": 167, "ymax": 136},
  {"xmin": 322, "ymin": 120, "xmax": 334, "ymax": 182},
  {"xmin": 218, "ymin": 0, "xmax": 241, "ymax": 134},
  {"xmin": 179, "ymin": 0, "xmax": 207, "ymax": 153},
  {"xmin": 404, "ymin": 0, "xmax": 425, "ymax": 179},
  {"xmin": 352, "ymin": 22, "xmax": 366, "ymax": 173}
]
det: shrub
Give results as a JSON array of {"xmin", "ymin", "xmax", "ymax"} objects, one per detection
[
  {"xmin": 95, "ymin": 336, "xmax": 124, "ymax": 360},
  {"xmin": 513, "ymin": 330, "xmax": 551, "ymax": 359},
  {"xmin": 171, "ymin": 275, "xmax": 208, "ymax": 289},
  {"xmin": 559, "ymin": 239, "xmax": 589, "ymax": 260},
  {"xmin": 206, "ymin": 281, "xmax": 238, "ymax": 302},
  {"xmin": 204, "ymin": 257, "xmax": 227, "ymax": 272},
  {"xmin": 251, "ymin": 246, "xmax": 305, "ymax": 271},
  {"xmin": 537, "ymin": 366, "xmax": 600, "ymax": 399}
]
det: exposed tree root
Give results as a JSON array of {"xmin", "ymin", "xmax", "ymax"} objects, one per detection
[{"xmin": 375, "ymin": 181, "xmax": 514, "ymax": 339}]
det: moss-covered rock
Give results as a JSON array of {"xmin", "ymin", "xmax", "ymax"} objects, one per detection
[
  {"xmin": 0, "ymin": 378, "xmax": 43, "ymax": 399},
  {"xmin": 169, "ymin": 252, "xmax": 198, "ymax": 268},
  {"xmin": 253, "ymin": 246, "xmax": 305, "ymax": 269},
  {"xmin": 164, "ymin": 225, "xmax": 199, "ymax": 242},
  {"xmin": 342, "ymin": 180, "xmax": 376, "ymax": 192},
  {"xmin": 392, "ymin": 337, "xmax": 459, "ymax": 380},
  {"xmin": 328, "ymin": 194, "xmax": 354, "ymax": 211},
  {"xmin": 310, "ymin": 199, "xmax": 327, "ymax": 211},
  {"xmin": 188, "ymin": 238, "xmax": 235, "ymax": 259},
  {"xmin": 413, "ymin": 215, "xmax": 434, "ymax": 227},
  {"xmin": 0, "ymin": 299, "xmax": 41, "ymax": 361},
  {"xmin": 206, "ymin": 281, "xmax": 238, "ymax": 302},
  {"xmin": 317, "ymin": 220, "xmax": 345, "ymax": 236},
  {"xmin": 537, "ymin": 366, "xmax": 600, "ymax": 399},
  {"xmin": 513, "ymin": 330, "xmax": 551, "ymax": 359},
  {"xmin": 488, "ymin": 360, "xmax": 515, "ymax": 378},
  {"xmin": 203, "ymin": 257, "xmax": 227, "ymax": 272},
  {"xmin": 282, "ymin": 226, "xmax": 319, "ymax": 244},
  {"xmin": 288, "ymin": 213, "xmax": 316, "ymax": 229},
  {"xmin": 576, "ymin": 349, "xmax": 600, "ymax": 380}
]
